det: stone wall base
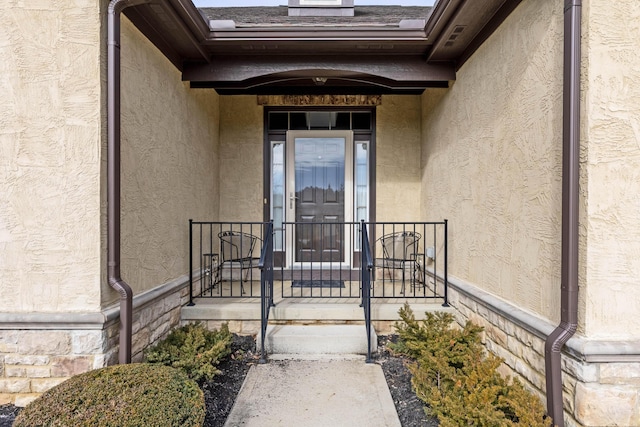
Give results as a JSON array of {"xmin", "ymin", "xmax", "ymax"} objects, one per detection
[
  {"xmin": 0, "ymin": 276, "xmax": 189, "ymax": 406},
  {"xmin": 447, "ymin": 276, "xmax": 640, "ymax": 427}
]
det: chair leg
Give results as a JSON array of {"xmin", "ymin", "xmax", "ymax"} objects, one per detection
[
  {"xmin": 414, "ymin": 263, "xmax": 425, "ymax": 293},
  {"xmin": 241, "ymin": 262, "xmax": 255, "ymax": 294}
]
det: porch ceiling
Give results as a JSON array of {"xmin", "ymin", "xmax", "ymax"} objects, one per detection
[{"xmin": 125, "ymin": 0, "xmax": 524, "ymax": 95}]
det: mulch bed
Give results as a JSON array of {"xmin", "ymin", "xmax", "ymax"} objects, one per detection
[{"xmin": 0, "ymin": 334, "xmax": 437, "ymax": 427}]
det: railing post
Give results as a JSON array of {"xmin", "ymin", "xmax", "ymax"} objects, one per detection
[
  {"xmin": 188, "ymin": 219, "xmax": 194, "ymax": 306},
  {"xmin": 442, "ymin": 219, "xmax": 449, "ymax": 307},
  {"xmin": 269, "ymin": 221, "xmax": 275, "ymax": 309},
  {"xmin": 259, "ymin": 221, "xmax": 274, "ymax": 364},
  {"xmin": 361, "ymin": 220, "xmax": 373, "ymax": 363}
]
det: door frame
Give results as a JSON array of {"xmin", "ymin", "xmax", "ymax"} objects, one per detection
[
  {"xmin": 263, "ymin": 107, "xmax": 377, "ymax": 268},
  {"xmin": 285, "ymin": 130, "xmax": 354, "ymax": 268}
]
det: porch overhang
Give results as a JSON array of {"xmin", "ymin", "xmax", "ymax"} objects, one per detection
[
  {"xmin": 184, "ymin": 55, "xmax": 455, "ymax": 95},
  {"xmin": 124, "ymin": 0, "xmax": 524, "ymax": 95}
]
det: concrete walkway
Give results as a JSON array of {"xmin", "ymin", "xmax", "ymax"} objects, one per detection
[{"xmin": 223, "ymin": 356, "xmax": 402, "ymax": 427}]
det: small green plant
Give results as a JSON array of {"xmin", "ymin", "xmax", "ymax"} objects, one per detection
[
  {"xmin": 144, "ymin": 322, "xmax": 232, "ymax": 382},
  {"xmin": 391, "ymin": 304, "xmax": 552, "ymax": 427},
  {"xmin": 13, "ymin": 364, "xmax": 204, "ymax": 427}
]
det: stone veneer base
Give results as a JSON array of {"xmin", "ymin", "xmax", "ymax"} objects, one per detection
[
  {"xmin": 0, "ymin": 275, "xmax": 190, "ymax": 406},
  {"xmin": 441, "ymin": 272, "xmax": 640, "ymax": 427}
]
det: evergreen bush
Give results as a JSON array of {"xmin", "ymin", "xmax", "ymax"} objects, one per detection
[
  {"xmin": 391, "ymin": 304, "xmax": 552, "ymax": 427},
  {"xmin": 13, "ymin": 364, "xmax": 204, "ymax": 427},
  {"xmin": 144, "ymin": 322, "xmax": 232, "ymax": 383}
]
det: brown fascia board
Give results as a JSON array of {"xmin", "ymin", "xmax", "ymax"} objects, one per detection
[
  {"xmin": 209, "ymin": 85, "xmax": 434, "ymax": 95},
  {"xmin": 202, "ymin": 27, "xmax": 430, "ymax": 43},
  {"xmin": 199, "ymin": 76, "xmax": 447, "ymax": 92},
  {"xmin": 427, "ymin": 0, "xmax": 524, "ymax": 66},
  {"xmin": 456, "ymin": 0, "xmax": 524, "ymax": 69},
  {"xmin": 124, "ymin": 6, "xmax": 185, "ymax": 69},
  {"xmin": 423, "ymin": 0, "xmax": 464, "ymax": 37},
  {"xmin": 183, "ymin": 55, "xmax": 455, "ymax": 83},
  {"xmin": 167, "ymin": 0, "xmax": 211, "ymax": 41},
  {"xmin": 124, "ymin": 1, "xmax": 211, "ymax": 68}
]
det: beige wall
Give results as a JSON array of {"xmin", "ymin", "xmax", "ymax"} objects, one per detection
[
  {"xmin": 377, "ymin": 96, "xmax": 422, "ymax": 222},
  {"xmin": 218, "ymin": 96, "xmax": 264, "ymax": 221},
  {"xmin": 0, "ymin": 1, "xmax": 104, "ymax": 313},
  {"xmin": 216, "ymin": 95, "xmax": 422, "ymax": 223},
  {"xmin": 580, "ymin": 0, "xmax": 640, "ymax": 339},
  {"xmin": 115, "ymin": 18, "xmax": 220, "ymax": 304},
  {"xmin": 420, "ymin": 0, "xmax": 564, "ymax": 323},
  {"xmin": 421, "ymin": 0, "xmax": 640, "ymax": 340}
]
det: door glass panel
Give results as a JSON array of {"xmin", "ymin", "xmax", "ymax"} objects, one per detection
[
  {"xmin": 354, "ymin": 141, "xmax": 369, "ymax": 249},
  {"xmin": 271, "ymin": 142, "xmax": 284, "ymax": 250},
  {"xmin": 295, "ymin": 137, "xmax": 345, "ymax": 262},
  {"xmin": 355, "ymin": 141, "xmax": 369, "ymax": 223},
  {"xmin": 353, "ymin": 141, "xmax": 369, "ymax": 250}
]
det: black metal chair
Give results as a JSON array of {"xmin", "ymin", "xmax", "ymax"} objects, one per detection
[
  {"xmin": 375, "ymin": 231, "xmax": 424, "ymax": 294},
  {"xmin": 218, "ymin": 230, "xmax": 261, "ymax": 294}
]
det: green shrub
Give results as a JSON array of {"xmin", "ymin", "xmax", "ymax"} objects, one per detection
[
  {"xmin": 13, "ymin": 363, "xmax": 204, "ymax": 427},
  {"xmin": 144, "ymin": 322, "xmax": 232, "ymax": 382},
  {"xmin": 391, "ymin": 304, "xmax": 552, "ymax": 427}
]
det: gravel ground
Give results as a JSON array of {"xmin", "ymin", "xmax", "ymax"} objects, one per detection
[{"xmin": 0, "ymin": 334, "xmax": 437, "ymax": 427}]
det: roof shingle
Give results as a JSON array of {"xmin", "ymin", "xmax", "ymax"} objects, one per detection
[{"xmin": 199, "ymin": 6, "xmax": 432, "ymax": 27}]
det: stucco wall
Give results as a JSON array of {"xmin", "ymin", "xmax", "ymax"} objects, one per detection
[
  {"xmin": 115, "ymin": 18, "xmax": 220, "ymax": 304},
  {"xmin": 420, "ymin": 0, "xmax": 564, "ymax": 323},
  {"xmin": 218, "ymin": 96, "xmax": 264, "ymax": 222},
  {"xmin": 580, "ymin": 0, "xmax": 640, "ymax": 339},
  {"xmin": 377, "ymin": 96, "xmax": 422, "ymax": 222},
  {"xmin": 216, "ymin": 95, "xmax": 422, "ymax": 223},
  {"xmin": 0, "ymin": 1, "xmax": 104, "ymax": 313}
]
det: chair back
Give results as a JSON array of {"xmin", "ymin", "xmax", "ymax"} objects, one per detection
[
  {"xmin": 219, "ymin": 231, "xmax": 257, "ymax": 262},
  {"xmin": 379, "ymin": 231, "xmax": 421, "ymax": 261}
]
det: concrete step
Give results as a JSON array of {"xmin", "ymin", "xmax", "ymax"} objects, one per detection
[
  {"xmin": 183, "ymin": 300, "xmax": 452, "ymax": 322},
  {"xmin": 181, "ymin": 300, "xmax": 454, "ymax": 335},
  {"xmin": 257, "ymin": 324, "xmax": 377, "ymax": 355}
]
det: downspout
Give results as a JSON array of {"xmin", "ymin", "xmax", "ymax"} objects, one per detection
[
  {"xmin": 107, "ymin": 0, "xmax": 151, "ymax": 364},
  {"xmin": 544, "ymin": 1, "xmax": 581, "ymax": 426}
]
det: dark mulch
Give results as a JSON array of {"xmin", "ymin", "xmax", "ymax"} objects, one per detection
[
  {"xmin": 0, "ymin": 334, "xmax": 437, "ymax": 427},
  {"xmin": 377, "ymin": 335, "xmax": 439, "ymax": 427},
  {"xmin": 201, "ymin": 334, "xmax": 259, "ymax": 427},
  {"xmin": 0, "ymin": 405, "xmax": 20, "ymax": 427}
]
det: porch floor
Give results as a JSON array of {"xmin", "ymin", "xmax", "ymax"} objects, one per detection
[{"xmin": 192, "ymin": 273, "xmax": 443, "ymax": 300}]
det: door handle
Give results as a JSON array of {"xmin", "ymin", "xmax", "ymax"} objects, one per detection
[{"xmin": 289, "ymin": 192, "xmax": 298, "ymax": 209}]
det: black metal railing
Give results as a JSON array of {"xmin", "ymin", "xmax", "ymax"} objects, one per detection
[
  {"xmin": 189, "ymin": 220, "xmax": 449, "ymax": 305},
  {"xmin": 366, "ymin": 221, "xmax": 448, "ymax": 304},
  {"xmin": 361, "ymin": 221, "xmax": 374, "ymax": 363},
  {"xmin": 258, "ymin": 221, "xmax": 274, "ymax": 364},
  {"xmin": 189, "ymin": 221, "xmax": 267, "ymax": 302}
]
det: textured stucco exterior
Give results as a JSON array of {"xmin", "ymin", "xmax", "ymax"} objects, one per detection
[
  {"xmin": 115, "ymin": 18, "xmax": 220, "ymax": 304},
  {"xmin": 0, "ymin": 8, "xmax": 220, "ymax": 405},
  {"xmin": 217, "ymin": 95, "xmax": 421, "ymax": 223},
  {"xmin": 2, "ymin": 0, "xmax": 640, "ymax": 420},
  {"xmin": 377, "ymin": 96, "xmax": 422, "ymax": 222},
  {"xmin": 580, "ymin": 0, "xmax": 640, "ymax": 339},
  {"xmin": 420, "ymin": 0, "xmax": 640, "ymax": 340},
  {"xmin": 421, "ymin": 0, "xmax": 640, "ymax": 424},
  {"xmin": 218, "ymin": 96, "xmax": 264, "ymax": 222},
  {"xmin": 420, "ymin": 0, "xmax": 564, "ymax": 324},
  {"xmin": 0, "ymin": 0, "xmax": 104, "ymax": 313}
]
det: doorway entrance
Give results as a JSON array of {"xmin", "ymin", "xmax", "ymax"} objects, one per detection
[
  {"xmin": 286, "ymin": 131, "xmax": 353, "ymax": 266},
  {"xmin": 265, "ymin": 109, "xmax": 375, "ymax": 270}
]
